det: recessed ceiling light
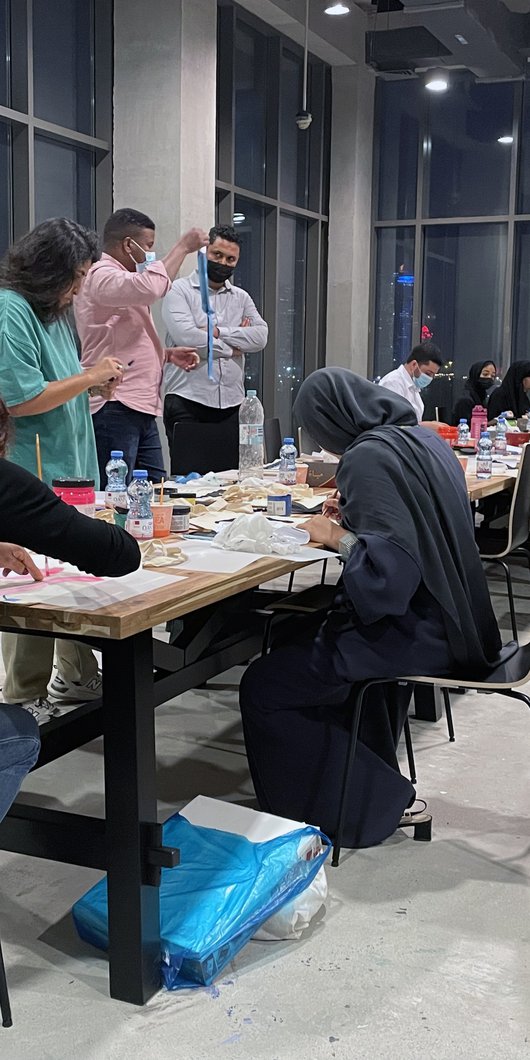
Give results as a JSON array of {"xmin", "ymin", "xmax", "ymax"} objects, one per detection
[
  {"xmin": 497, "ymin": 135, "xmax": 513, "ymax": 145},
  {"xmin": 232, "ymin": 213, "xmax": 246, "ymax": 224},
  {"xmin": 425, "ymin": 68, "xmax": 449, "ymax": 92},
  {"xmin": 454, "ymin": 33, "xmax": 468, "ymax": 45},
  {"xmin": 325, "ymin": 2, "xmax": 350, "ymax": 14}
]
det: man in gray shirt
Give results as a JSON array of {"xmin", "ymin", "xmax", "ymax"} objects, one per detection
[{"xmin": 161, "ymin": 224, "xmax": 268, "ymax": 451}]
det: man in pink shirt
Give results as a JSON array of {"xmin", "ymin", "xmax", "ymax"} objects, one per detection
[{"xmin": 75, "ymin": 208, "xmax": 208, "ymax": 486}]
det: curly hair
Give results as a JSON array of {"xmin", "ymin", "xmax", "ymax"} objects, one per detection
[
  {"xmin": 0, "ymin": 396, "xmax": 10, "ymax": 458},
  {"xmin": 208, "ymin": 224, "xmax": 242, "ymax": 249},
  {"xmin": 0, "ymin": 218, "xmax": 99, "ymax": 324}
]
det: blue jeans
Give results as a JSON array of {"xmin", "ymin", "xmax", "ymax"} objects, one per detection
[
  {"xmin": 0, "ymin": 706, "xmax": 40, "ymax": 823},
  {"xmin": 92, "ymin": 401, "xmax": 166, "ymax": 488}
]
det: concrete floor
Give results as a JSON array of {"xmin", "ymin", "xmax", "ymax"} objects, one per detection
[{"xmin": 1, "ymin": 558, "xmax": 530, "ymax": 1060}]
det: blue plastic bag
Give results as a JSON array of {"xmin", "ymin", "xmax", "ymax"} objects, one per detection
[{"xmin": 72, "ymin": 813, "xmax": 330, "ymax": 990}]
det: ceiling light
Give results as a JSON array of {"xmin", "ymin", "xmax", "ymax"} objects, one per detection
[
  {"xmin": 325, "ymin": 2, "xmax": 350, "ymax": 14},
  {"xmin": 232, "ymin": 213, "xmax": 246, "ymax": 224},
  {"xmin": 425, "ymin": 68, "xmax": 449, "ymax": 93},
  {"xmin": 497, "ymin": 135, "xmax": 513, "ymax": 145},
  {"xmin": 454, "ymin": 33, "xmax": 468, "ymax": 45}
]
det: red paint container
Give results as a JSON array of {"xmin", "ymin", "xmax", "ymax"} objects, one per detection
[{"xmin": 52, "ymin": 478, "xmax": 96, "ymax": 518}]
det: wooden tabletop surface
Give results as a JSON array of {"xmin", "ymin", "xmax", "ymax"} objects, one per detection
[
  {"xmin": 465, "ymin": 471, "xmax": 516, "ymax": 502},
  {"xmin": 0, "ymin": 552, "xmax": 324, "ymax": 641}
]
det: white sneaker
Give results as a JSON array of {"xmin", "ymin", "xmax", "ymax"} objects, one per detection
[
  {"xmin": 49, "ymin": 671, "xmax": 102, "ymax": 703},
  {"xmin": 18, "ymin": 697, "xmax": 58, "ymax": 726}
]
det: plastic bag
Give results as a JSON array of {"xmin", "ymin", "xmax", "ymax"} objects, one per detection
[
  {"xmin": 72, "ymin": 812, "xmax": 330, "ymax": 991},
  {"xmin": 253, "ymin": 865, "xmax": 328, "ymax": 941},
  {"xmin": 213, "ymin": 512, "xmax": 309, "ymax": 556}
]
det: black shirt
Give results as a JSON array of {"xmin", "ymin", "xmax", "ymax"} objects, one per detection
[{"xmin": 0, "ymin": 457, "xmax": 140, "ymax": 577}]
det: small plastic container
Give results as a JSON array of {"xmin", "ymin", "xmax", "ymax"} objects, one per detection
[
  {"xmin": 150, "ymin": 503, "xmax": 174, "ymax": 537},
  {"xmin": 171, "ymin": 502, "xmax": 191, "ymax": 533},
  {"xmin": 267, "ymin": 494, "xmax": 292, "ymax": 517},
  {"xmin": 52, "ymin": 478, "xmax": 96, "ymax": 518},
  {"xmin": 295, "ymin": 463, "xmax": 308, "ymax": 484}
]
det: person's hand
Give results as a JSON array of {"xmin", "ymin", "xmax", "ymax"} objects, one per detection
[
  {"xmin": 177, "ymin": 227, "xmax": 210, "ymax": 254},
  {"xmin": 231, "ymin": 348, "xmax": 243, "ymax": 357},
  {"xmin": 322, "ymin": 489, "xmax": 341, "ymax": 521},
  {"xmin": 165, "ymin": 348, "xmax": 200, "ymax": 372},
  {"xmin": 85, "ymin": 357, "xmax": 124, "ymax": 389},
  {"xmin": 240, "ymin": 317, "xmax": 251, "ymax": 327},
  {"xmin": 199, "ymin": 324, "xmax": 220, "ymax": 338},
  {"xmin": 303, "ymin": 514, "xmax": 345, "ymax": 550},
  {"xmin": 0, "ymin": 544, "xmax": 44, "ymax": 581}
]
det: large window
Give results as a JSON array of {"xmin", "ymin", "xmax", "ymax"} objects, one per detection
[
  {"xmin": 0, "ymin": 0, "xmax": 112, "ymax": 256},
  {"xmin": 217, "ymin": 2, "xmax": 331, "ymax": 435},
  {"xmin": 372, "ymin": 75, "xmax": 527, "ymax": 419}
]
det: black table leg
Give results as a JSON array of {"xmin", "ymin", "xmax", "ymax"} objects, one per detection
[
  {"xmin": 413, "ymin": 685, "xmax": 443, "ymax": 722},
  {"xmin": 103, "ymin": 630, "xmax": 161, "ymax": 1004}
]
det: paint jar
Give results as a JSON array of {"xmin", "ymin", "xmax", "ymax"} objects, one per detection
[
  {"xmin": 267, "ymin": 494, "xmax": 292, "ymax": 517},
  {"xmin": 171, "ymin": 502, "xmax": 191, "ymax": 533},
  {"xmin": 52, "ymin": 478, "xmax": 96, "ymax": 518}
]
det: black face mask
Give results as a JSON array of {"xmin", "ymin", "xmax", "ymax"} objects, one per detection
[{"xmin": 207, "ymin": 260, "xmax": 234, "ymax": 284}]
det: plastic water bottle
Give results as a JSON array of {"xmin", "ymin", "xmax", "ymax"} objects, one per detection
[
  {"xmin": 278, "ymin": 437, "xmax": 297, "ymax": 485},
  {"xmin": 476, "ymin": 431, "xmax": 493, "ymax": 480},
  {"xmin": 126, "ymin": 470, "xmax": 153, "ymax": 539},
  {"xmin": 457, "ymin": 419, "xmax": 470, "ymax": 447},
  {"xmin": 238, "ymin": 390, "xmax": 264, "ymax": 479},
  {"xmin": 105, "ymin": 450, "xmax": 128, "ymax": 509},
  {"xmin": 494, "ymin": 415, "xmax": 507, "ymax": 456}
]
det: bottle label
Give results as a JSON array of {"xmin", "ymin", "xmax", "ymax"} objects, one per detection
[
  {"xmin": 105, "ymin": 489, "xmax": 128, "ymax": 509},
  {"xmin": 126, "ymin": 516, "xmax": 153, "ymax": 540},
  {"xmin": 239, "ymin": 424, "xmax": 264, "ymax": 445}
]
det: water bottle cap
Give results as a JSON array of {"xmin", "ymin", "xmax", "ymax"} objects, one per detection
[
  {"xmin": 110, "ymin": 450, "xmax": 123, "ymax": 458},
  {"xmin": 480, "ymin": 431, "xmax": 489, "ymax": 438},
  {"xmin": 283, "ymin": 438, "xmax": 294, "ymax": 445},
  {"xmin": 132, "ymin": 469, "xmax": 148, "ymax": 478},
  {"xmin": 246, "ymin": 390, "xmax": 257, "ymax": 398},
  {"xmin": 459, "ymin": 419, "xmax": 467, "ymax": 424}
]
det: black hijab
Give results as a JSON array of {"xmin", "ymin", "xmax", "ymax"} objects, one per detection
[
  {"xmin": 293, "ymin": 368, "xmax": 501, "ymax": 673},
  {"xmin": 488, "ymin": 361, "xmax": 530, "ymax": 421},
  {"xmin": 465, "ymin": 361, "xmax": 497, "ymax": 406}
]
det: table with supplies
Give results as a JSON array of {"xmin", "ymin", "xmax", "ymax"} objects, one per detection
[{"xmin": 0, "ymin": 543, "xmax": 329, "ymax": 1005}]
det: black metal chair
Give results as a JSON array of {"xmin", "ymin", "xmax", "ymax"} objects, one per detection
[
  {"xmin": 332, "ymin": 639, "xmax": 528, "ymax": 866},
  {"xmin": 477, "ymin": 443, "xmax": 530, "ymax": 644},
  {"xmin": 0, "ymin": 936, "xmax": 12, "ymax": 1028}
]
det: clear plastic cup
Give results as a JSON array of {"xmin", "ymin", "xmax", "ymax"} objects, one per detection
[{"xmin": 295, "ymin": 463, "xmax": 308, "ymax": 484}]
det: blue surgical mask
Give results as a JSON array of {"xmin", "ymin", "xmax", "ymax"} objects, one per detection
[
  {"xmin": 413, "ymin": 370, "xmax": 433, "ymax": 390},
  {"xmin": 129, "ymin": 238, "xmax": 156, "ymax": 273}
]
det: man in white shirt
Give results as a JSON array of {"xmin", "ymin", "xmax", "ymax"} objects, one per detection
[
  {"xmin": 379, "ymin": 341, "xmax": 443, "ymax": 426},
  {"xmin": 161, "ymin": 224, "xmax": 268, "ymax": 454}
]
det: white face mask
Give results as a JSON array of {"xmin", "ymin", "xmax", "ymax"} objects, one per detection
[{"xmin": 129, "ymin": 238, "xmax": 156, "ymax": 273}]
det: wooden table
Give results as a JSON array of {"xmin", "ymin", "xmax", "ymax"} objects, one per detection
[{"xmin": 0, "ymin": 552, "xmax": 323, "ymax": 1005}]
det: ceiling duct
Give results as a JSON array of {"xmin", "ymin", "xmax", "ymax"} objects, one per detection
[{"xmin": 360, "ymin": 0, "xmax": 528, "ymax": 78}]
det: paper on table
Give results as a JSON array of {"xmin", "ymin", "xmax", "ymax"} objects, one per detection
[
  {"xmin": 2, "ymin": 567, "xmax": 185, "ymax": 609},
  {"xmin": 178, "ymin": 537, "xmax": 333, "ymax": 573}
]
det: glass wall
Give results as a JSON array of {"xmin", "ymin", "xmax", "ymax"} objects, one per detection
[
  {"xmin": 217, "ymin": 1, "xmax": 331, "ymax": 435},
  {"xmin": 0, "ymin": 0, "xmax": 112, "ymax": 257},
  {"xmin": 373, "ymin": 75, "xmax": 529, "ymax": 420}
]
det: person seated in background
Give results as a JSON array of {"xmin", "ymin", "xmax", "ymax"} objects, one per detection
[
  {"xmin": 450, "ymin": 360, "xmax": 497, "ymax": 426},
  {"xmin": 239, "ymin": 369, "xmax": 502, "ymax": 849},
  {"xmin": 379, "ymin": 340, "xmax": 445, "ymax": 430},
  {"xmin": 75, "ymin": 208, "xmax": 208, "ymax": 487},
  {"xmin": 487, "ymin": 361, "xmax": 530, "ymax": 422},
  {"xmin": 161, "ymin": 224, "xmax": 268, "ymax": 461},
  {"xmin": 0, "ymin": 396, "xmax": 141, "ymax": 724}
]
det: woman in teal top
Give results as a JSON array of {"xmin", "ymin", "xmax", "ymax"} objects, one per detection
[{"xmin": 0, "ymin": 218, "xmax": 125, "ymax": 722}]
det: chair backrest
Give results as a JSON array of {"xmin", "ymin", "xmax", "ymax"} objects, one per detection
[
  {"xmin": 505, "ymin": 442, "xmax": 530, "ymax": 551},
  {"xmin": 264, "ymin": 418, "xmax": 281, "ymax": 463},
  {"xmin": 170, "ymin": 420, "xmax": 239, "ymax": 476}
]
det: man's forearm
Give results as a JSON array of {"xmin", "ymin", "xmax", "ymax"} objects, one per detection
[
  {"xmin": 8, "ymin": 375, "xmax": 89, "ymax": 417},
  {"xmin": 161, "ymin": 239, "xmax": 194, "ymax": 282}
]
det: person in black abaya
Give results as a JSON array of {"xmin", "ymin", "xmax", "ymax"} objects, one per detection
[
  {"xmin": 488, "ymin": 361, "xmax": 530, "ymax": 421},
  {"xmin": 450, "ymin": 359, "xmax": 497, "ymax": 426},
  {"xmin": 239, "ymin": 368, "xmax": 503, "ymax": 849}
]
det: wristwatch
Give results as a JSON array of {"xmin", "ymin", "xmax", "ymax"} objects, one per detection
[{"xmin": 338, "ymin": 531, "xmax": 358, "ymax": 563}]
